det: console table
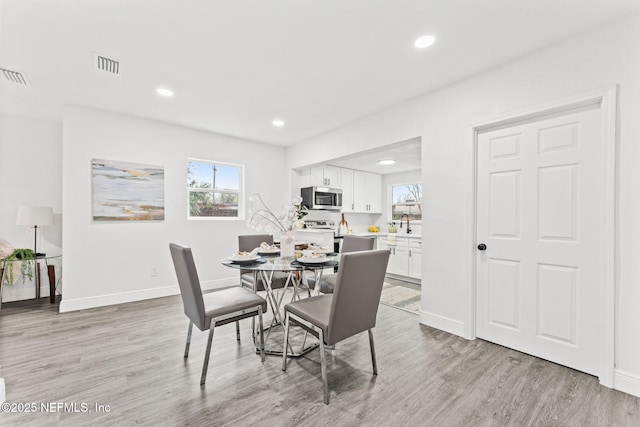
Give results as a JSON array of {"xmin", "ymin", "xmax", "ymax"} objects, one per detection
[{"xmin": 0, "ymin": 254, "xmax": 61, "ymax": 309}]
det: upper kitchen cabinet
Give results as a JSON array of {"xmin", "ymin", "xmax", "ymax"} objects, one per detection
[
  {"xmin": 301, "ymin": 165, "xmax": 341, "ymax": 188},
  {"xmin": 340, "ymin": 168, "xmax": 354, "ymax": 212},
  {"xmin": 341, "ymin": 169, "xmax": 382, "ymax": 213}
]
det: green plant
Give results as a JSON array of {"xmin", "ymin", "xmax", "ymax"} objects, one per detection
[{"xmin": 0, "ymin": 248, "xmax": 35, "ymax": 284}]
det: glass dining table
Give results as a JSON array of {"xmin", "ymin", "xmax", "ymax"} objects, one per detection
[{"xmin": 221, "ymin": 253, "xmax": 339, "ymax": 357}]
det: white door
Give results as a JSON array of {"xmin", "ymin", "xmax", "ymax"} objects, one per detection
[{"xmin": 476, "ymin": 105, "xmax": 604, "ymax": 375}]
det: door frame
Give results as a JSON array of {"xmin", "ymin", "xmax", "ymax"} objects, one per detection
[{"xmin": 467, "ymin": 85, "xmax": 617, "ymax": 387}]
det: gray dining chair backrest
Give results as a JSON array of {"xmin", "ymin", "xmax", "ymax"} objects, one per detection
[
  {"xmin": 238, "ymin": 234, "xmax": 274, "ymax": 285},
  {"xmin": 310, "ymin": 235, "xmax": 377, "ymax": 294},
  {"xmin": 326, "ymin": 249, "xmax": 390, "ymax": 345},
  {"xmin": 170, "ymin": 243, "xmax": 206, "ymax": 331},
  {"xmin": 341, "ymin": 235, "xmax": 376, "ymax": 253},
  {"xmin": 239, "ymin": 234, "xmax": 273, "ymax": 252}
]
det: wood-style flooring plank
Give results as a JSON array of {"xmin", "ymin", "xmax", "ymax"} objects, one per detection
[{"xmin": 1, "ymin": 296, "xmax": 639, "ymax": 426}]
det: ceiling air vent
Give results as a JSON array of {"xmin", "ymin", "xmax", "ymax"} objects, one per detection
[
  {"xmin": 94, "ymin": 53, "xmax": 120, "ymax": 76},
  {"xmin": 0, "ymin": 67, "xmax": 30, "ymax": 85}
]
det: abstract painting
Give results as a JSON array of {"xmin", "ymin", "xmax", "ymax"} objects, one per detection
[{"xmin": 92, "ymin": 159, "xmax": 165, "ymax": 221}]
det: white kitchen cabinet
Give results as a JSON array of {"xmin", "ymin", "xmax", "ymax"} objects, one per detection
[
  {"xmin": 407, "ymin": 239, "xmax": 422, "ymax": 279},
  {"xmin": 323, "ymin": 166, "xmax": 340, "ymax": 187},
  {"xmin": 390, "ymin": 241, "xmax": 409, "ymax": 275},
  {"xmin": 348, "ymin": 170, "xmax": 382, "ymax": 213},
  {"xmin": 304, "ymin": 165, "xmax": 340, "ymax": 187},
  {"xmin": 340, "ymin": 168, "xmax": 354, "ymax": 212},
  {"xmin": 363, "ymin": 171, "xmax": 382, "ymax": 212},
  {"xmin": 379, "ymin": 237, "xmax": 421, "ymax": 280}
]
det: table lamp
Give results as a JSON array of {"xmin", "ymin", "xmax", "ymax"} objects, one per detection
[{"xmin": 16, "ymin": 206, "xmax": 55, "ymax": 258}]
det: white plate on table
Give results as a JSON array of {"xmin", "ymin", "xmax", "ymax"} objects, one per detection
[
  {"xmin": 307, "ymin": 246, "xmax": 332, "ymax": 254},
  {"xmin": 297, "ymin": 256, "xmax": 329, "ymax": 264},
  {"xmin": 257, "ymin": 247, "xmax": 280, "ymax": 254},
  {"xmin": 227, "ymin": 254, "xmax": 260, "ymax": 263}
]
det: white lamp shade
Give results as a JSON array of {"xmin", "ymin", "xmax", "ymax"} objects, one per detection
[{"xmin": 16, "ymin": 206, "xmax": 55, "ymax": 226}]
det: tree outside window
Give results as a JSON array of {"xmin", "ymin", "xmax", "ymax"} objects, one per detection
[
  {"xmin": 188, "ymin": 160, "xmax": 244, "ymax": 218},
  {"xmin": 391, "ymin": 183, "xmax": 422, "ymax": 221}
]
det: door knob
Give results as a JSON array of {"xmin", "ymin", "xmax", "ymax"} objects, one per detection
[{"xmin": 477, "ymin": 243, "xmax": 487, "ymax": 251}]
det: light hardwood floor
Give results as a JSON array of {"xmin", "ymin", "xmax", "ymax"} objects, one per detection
[{"xmin": 1, "ymin": 296, "xmax": 639, "ymax": 426}]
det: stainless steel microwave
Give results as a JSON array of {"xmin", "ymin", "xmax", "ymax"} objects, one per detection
[{"xmin": 300, "ymin": 186, "xmax": 342, "ymax": 211}]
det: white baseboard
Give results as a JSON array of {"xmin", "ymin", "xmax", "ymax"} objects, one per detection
[
  {"xmin": 614, "ymin": 369, "xmax": 640, "ymax": 398},
  {"xmin": 0, "ymin": 378, "xmax": 5, "ymax": 403},
  {"xmin": 59, "ymin": 277, "xmax": 238, "ymax": 313},
  {"xmin": 419, "ymin": 310, "xmax": 466, "ymax": 338}
]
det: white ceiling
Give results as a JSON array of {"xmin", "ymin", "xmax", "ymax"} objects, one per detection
[
  {"xmin": 1, "ymin": 0, "xmax": 639, "ymax": 147},
  {"xmin": 327, "ymin": 138, "xmax": 422, "ymax": 175}
]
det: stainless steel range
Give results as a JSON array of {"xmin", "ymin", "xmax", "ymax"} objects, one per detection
[
  {"xmin": 296, "ymin": 220, "xmax": 339, "ymax": 252},
  {"xmin": 304, "ymin": 220, "xmax": 335, "ymax": 230}
]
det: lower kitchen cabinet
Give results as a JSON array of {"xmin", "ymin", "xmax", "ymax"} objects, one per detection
[
  {"xmin": 407, "ymin": 239, "xmax": 422, "ymax": 279},
  {"xmin": 388, "ymin": 243, "xmax": 408, "ymax": 275},
  {"xmin": 379, "ymin": 237, "xmax": 421, "ymax": 280}
]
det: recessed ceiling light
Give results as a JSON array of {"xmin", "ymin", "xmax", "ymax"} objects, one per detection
[
  {"xmin": 414, "ymin": 35, "xmax": 436, "ymax": 49},
  {"xmin": 272, "ymin": 119, "xmax": 285, "ymax": 127},
  {"xmin": 156, "ymin": 87, "xmax": 174, "ymax": 97},
  {"xmin": 378, "ymin": 159, "xmax": 396, "ymax": 165}
]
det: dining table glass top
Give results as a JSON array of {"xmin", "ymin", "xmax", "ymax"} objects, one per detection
[{"xmin": 221, "ymin": 254, "xmax": 339, "ymax": 272}]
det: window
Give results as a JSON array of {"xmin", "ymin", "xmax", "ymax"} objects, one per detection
[
  {"xmin": 187, "ymin": 159, "xmax": 244, "ymax": 219},
  {"xmin": 391, "ymin": 183, "xmax": 422, "ymax": 221}
]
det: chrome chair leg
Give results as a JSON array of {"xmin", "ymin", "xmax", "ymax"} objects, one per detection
[
  {"xmin": 258, "ymin": 306, "xmax": 265, "ymax": 362},
  {"xmin": 252, "ymin": 317, "xmax": 256, "ymax": 344},
  {"xmin": 184, "ymin": 321, "xmax": 194, "ymax": 358},
  {"xmin": 236, "ymin": 321, "xmax": 240, "ymax": 341},
  {"xmin": 200, "ymin": 320, "xmax": 216, "ymax": 386},
  {"xmin": 282, "ymin": 313, "xmax": 290, "ymax": 371},
  {"xmin": 319, "ymin": 329, "xmax": 329, "ymax": 404},
  {"xmin": 368, "ymin": 329, "xmax": 377, "ymax": 375}
]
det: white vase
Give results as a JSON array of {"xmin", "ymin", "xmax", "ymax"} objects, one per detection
[{"xmin": 280, "ymin": 231, "xmax": 295, "ymax": 258}]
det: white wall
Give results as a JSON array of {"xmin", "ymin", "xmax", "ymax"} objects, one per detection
[
  {"xmin": 286, "ymin": 14, "xmax": 640, "ymax": 395},
  {"xmin": 61, "ymin": 106, "xmax": 287, "ymax": 311},
  {"xmin": 0, "ymin": 113, "xmax": 62, "ymax": 302}
]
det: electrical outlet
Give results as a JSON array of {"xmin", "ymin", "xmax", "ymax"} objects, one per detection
[{"xmin": 150, "ymin": 266, "xmax": 158, "ymax": 277}]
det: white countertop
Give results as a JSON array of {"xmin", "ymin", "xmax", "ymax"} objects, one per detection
[{"xmin": 348, "ymin": 232, "xmax": 422, "ymax": 240}]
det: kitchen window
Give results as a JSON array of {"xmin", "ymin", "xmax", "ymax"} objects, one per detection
[
  {"xmin": 391, "ymin": 183, "xmax": 422, "ymax": 221},
  {"xmin": 187, "ymin": 159, "xmax": 244, "ymax": 219}
]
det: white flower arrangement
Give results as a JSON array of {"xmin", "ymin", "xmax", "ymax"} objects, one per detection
[{"xmin": 247, "ymin": 193, "xmax": 308, "ymax": 233}]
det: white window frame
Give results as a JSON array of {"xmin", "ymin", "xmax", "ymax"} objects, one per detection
[
  {"xmin": 388, "ymin": 182, "xmax": 423, "ymax": 224},
  {"xmin": 187, "ymin": 158, "xmax": 245, "ymax": 220}
]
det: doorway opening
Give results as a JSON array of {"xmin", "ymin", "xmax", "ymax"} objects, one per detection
[{"xmin": 380, "ymin": 277, "xmax": 420, "ymax": 314}]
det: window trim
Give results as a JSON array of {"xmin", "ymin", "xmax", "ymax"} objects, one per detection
[
  {"xmin": 388, "ymin": 181, "xmax": 423, "ymax": 224},
  {"xmin": 187, "ymin": 158, "xmax": 245, "ymax": 220}
]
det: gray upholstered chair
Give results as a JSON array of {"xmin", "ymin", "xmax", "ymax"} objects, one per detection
[
  {"xmin": 308, "ymin": 235, "xmax": 377, "ymax": 294},
  {"xmin": 282, "ymin": 249, "xmax": 391, "ymax": 404},
  {"xmin": 238, "ymin": 234, "xmax": 291, "ymax": 291},
  {"xmin": 169, "ymin": 243, "xmax": 267, "ymax": 386}
]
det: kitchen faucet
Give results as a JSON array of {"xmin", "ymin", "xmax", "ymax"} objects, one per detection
[{"xmin": 400, "ymin": 214, "xmax": 412, "ymax": 234}]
